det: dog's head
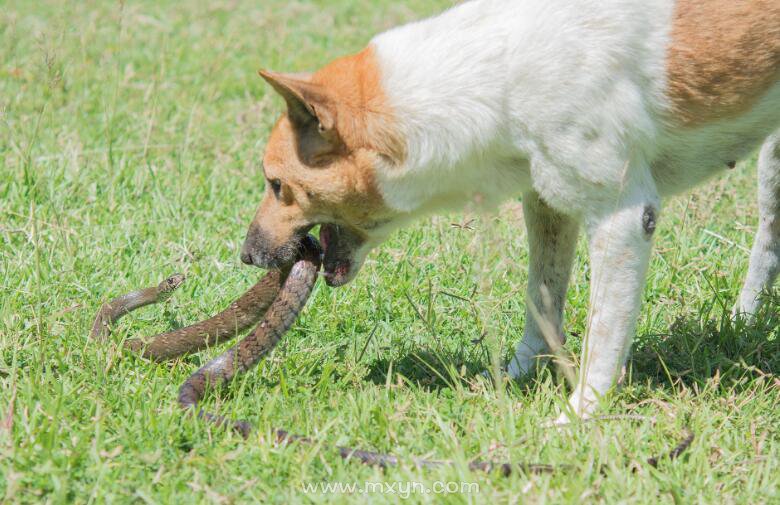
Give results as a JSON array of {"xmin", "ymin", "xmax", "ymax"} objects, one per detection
[{"xmin": 241, "ymin": 47, "xmax": 403, "ymax": 286}]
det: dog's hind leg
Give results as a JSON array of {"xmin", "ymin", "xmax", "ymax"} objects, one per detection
[
  {"xmin": 507, "ymin": 191, "xmax": 579, "ymax": 379},
  {"xmin": 739, "ymin": 130, "xmax": 780, "ymax": 318}
]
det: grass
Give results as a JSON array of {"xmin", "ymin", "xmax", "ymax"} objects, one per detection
[{"xmin": 0, "ymin": 0, "xmax": 778, "ymax": 503}]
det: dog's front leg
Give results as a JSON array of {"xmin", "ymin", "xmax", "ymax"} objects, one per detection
[
  {"xmin": 508, "ymin": 191, "xmax": 579, "ymax": 379},
  {"xmin": 558, "ymin": 194, "xmax": 659, "ymax": 422}
]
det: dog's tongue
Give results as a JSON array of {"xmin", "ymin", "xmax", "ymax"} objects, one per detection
[{"xmin": 318, "ymin": 225, "xmax": 332, "ymax": 256}]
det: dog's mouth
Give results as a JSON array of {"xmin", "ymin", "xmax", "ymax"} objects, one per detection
[
  {"xmin": 318, "ymin": 224, "xmax": 364, "ymax": 287},
  {"xmin": 241, "ymin": 223, "xmax": 366, "ymax": 287}
]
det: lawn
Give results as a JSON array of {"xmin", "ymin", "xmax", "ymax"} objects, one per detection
[{"xmin": 0, "ymin": 1, "xmax": 777, "ymax": 503}]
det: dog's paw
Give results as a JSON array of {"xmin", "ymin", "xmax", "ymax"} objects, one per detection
[
  {"xmin": 480, "ymin": 359, "xmax": 530, "ymax": 383},
  {"xmin": 507, "ymin": 351, "xmax": 543, "ymax": 380},
  {"xmin": 553, "ymin": 411, "xmax": 573, "ymax": 426}
]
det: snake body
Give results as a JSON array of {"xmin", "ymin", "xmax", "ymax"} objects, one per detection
[
  {"xmin": 91, "ymin": 235, "xmax": 693, "ymax": 474},
  {"xmin": 177, "ymin": 239, "xmax": 320, "ymax": 436},
  {"xmin": 90, "ymin": 273, "xmax": 186, "ymax": 341},
  {"xmin": 124, "ymin": 269, "xmax": 287, "ymax": 361}
]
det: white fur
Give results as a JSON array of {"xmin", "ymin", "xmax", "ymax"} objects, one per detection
[
  {"xmin": 507, "ymin": 192, "xmax": 579, "ymax": 378},
  {"xmin": 367, "ymin": 0, "xmax": 780, "ymax": 419},
  {"xmin": 739, "ymin": 132, "xmax": 780, "ymax": 317}
]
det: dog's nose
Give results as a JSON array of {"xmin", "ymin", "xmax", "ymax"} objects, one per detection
[
  {"xmin": 240, "ymin": 233, "xmax": 259, "ymax": 266},
  {"xmin": 241, "ymin": 224, "xmax": 262, "ymax": 266},
  {"xmin": 241, "ymin": 224, "xmax": 268, "ymax": 267}
]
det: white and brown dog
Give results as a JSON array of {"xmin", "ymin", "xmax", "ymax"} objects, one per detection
[{"xmin": 240, "ymin": 0, "xmax": 780, "ymax": 421}]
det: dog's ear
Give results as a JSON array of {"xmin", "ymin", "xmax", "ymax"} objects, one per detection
[{"xmin": 259, "ymin": 70, "xmax": 342, "ymax": 165}]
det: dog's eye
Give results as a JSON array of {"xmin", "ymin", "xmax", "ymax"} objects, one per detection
[{"xmin": 269, "ymin": 179, "xmax": 282, "ymax": 197}]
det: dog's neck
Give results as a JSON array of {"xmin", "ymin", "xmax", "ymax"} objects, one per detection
[
  {"xmin": 373, "ymin": 1, "xmax": 513, "ymax": 170},
  {"xmin": 369, "ymin": 0, "xmax": 532, "ymax": 214}
]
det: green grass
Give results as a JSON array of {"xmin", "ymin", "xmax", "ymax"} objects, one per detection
[{"xmin": 1, "ymin": 1, "xmax": 778, "ymax": 503}]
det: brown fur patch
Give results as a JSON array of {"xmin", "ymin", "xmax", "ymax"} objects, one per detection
[
  {"xmin": 311, "ymin": 47, "xmax": 406, "ymax": 162},
  {"xmin": 666, "ymin": 0, "xmax": 780, "ymax": 127}
]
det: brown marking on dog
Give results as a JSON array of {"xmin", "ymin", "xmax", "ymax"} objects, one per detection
[
  {"xmin": 248, "ymin": 46, "xmax": 403, "ymax": 257},
  {"xmin": 666, "ymin": 0, "xmax": 780, "ymax": 127},
  {"xmin": 311, "ymin": 47, "xmax": 406, "ymax": 163}
]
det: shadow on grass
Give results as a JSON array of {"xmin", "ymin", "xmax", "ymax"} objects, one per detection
[
  {"xmin": 365, "ymin": 292, "xmax": 778, "ymax": 395},
  {"xmin": 630, "ymin": 292, "xmax": 779, "ymax": 390},
  {"xmin": 366, "ymin": 346, "xmax": 488, "ymax": 391}
]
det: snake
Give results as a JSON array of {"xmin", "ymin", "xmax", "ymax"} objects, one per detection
[
  {"xmin": 91, "ymin": 235, "xmax": 694, "ymax": 474},
  {"xmin": 90, "ymin": 273, "xmax": 187, "ymax": 342}
]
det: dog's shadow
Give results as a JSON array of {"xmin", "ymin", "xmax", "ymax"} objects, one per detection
[
  {"xmin": 366, "ymin": 346, "xmax": 488, "ymax": 391},
  {"xmin": 628, "ymin": 295, "xmax": 779, "ymax": 389},
  {"xmin": 364, "ymin": 295, "xmax": 779, "ymax": 393}
]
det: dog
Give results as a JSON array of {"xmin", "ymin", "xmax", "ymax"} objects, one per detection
[{"xmin": 240, "ymin": 0, "xmax": 780, "ymax": 422}]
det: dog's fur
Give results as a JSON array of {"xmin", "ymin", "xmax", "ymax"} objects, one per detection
[{"xmin": 242, "ymin": 0, "xmax": 780, "ymax": 421}]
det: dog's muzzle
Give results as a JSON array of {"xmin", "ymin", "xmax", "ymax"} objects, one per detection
[{"xmin": 240, "ymin": 225, "xmax": 300, "ymax": 269}]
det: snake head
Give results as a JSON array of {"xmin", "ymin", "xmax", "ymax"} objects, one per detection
[{"xmin": 157, "ymin": 273, "xmax": 186, "ymax": 299}]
